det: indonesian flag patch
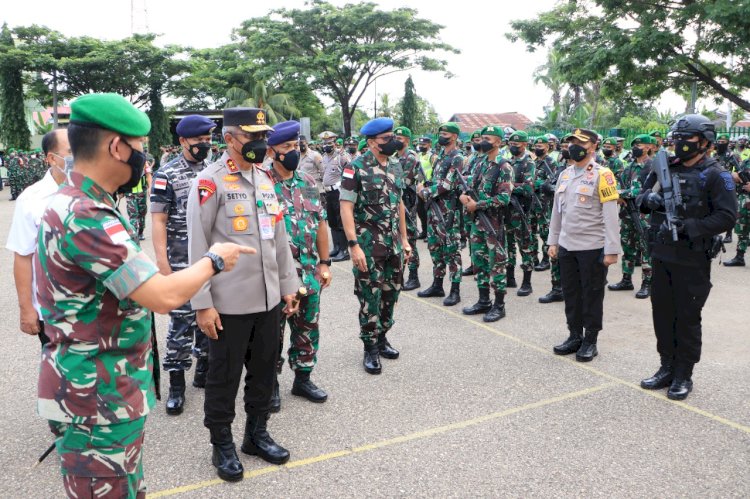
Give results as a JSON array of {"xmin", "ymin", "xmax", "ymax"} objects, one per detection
[
  {"xmin": 153, "ymin": 178, "xmax": 167, "ymax": 190},
  {"xmin": 103, "ymin": 219, "xmax": 130, "ymax": 245},
  {"xmin": 342, "ymin": 168, "xmax": 355, "ymax": 179},
  {"xmin": 198, "ymin": 179, "xmax": 217, "ymax": 206}
]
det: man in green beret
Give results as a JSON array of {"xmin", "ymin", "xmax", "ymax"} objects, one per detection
[
  {"xmin": 530, "ymin": 137, "xmax": 557, "ymax": 274},
  {"xmin": 36, "ymin": 93, "xmax": 254, "ymax": 496},
  {"xmin": 394, "ymin": 126, "xmax": 425, "ymax": 291},
  {"xmin": 460, "ymin": 129, "xmax": 485, "ymax": 276},
  {"xmin": 608, "ymin": 134, "xmax": 654, "ymax": 298},
  {"xmin": 601, "ymin": 137, "xmax": 625, "ymax": 178},
  {"xmin": 416, "ymin": 136, "xmax": 437, "ymax": 239},
  {"xmin": 714, "ymin": 133, "xmax": 741, "ymax": 245},
  {"xmin": 649, "ymin": 130, "xmax": 664, "ymax": 150},
  {"xmin": 505, "ymin": 130, "xmax": 536, "ymax": 296},
  {"xmin": 417, "ymin": 122, "xmax": 465, "ymax": 306}
]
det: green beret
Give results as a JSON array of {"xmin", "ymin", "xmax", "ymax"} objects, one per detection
[
  {"xmin": 70, "ymin": 93, "xmax": 151, "ymax": 136},
  {"xmin": 649, "ymin": 129, "xmax": 663, "ymax": 138},
  {"xmin": 439, "ymin": 122, "xmax": 461, "ymax": 135},
  {"xmin": 532, "ymin": 136, "xmax": 548, "ymax": 146},
  {"xmin": 508, "ymin": 130, "xmax": 529, "ymax": 143},
  {"xmin": 358, "ymin": 139, "xmax": 367, "ymax": 152},
  {"xmin": 394, "ymin": 126, "xmax": 412, "ymax": 139},
  {"xmin": 717, "ymin": 133, "xmax": 730, "ymax": 141},
  {"xmin": 480, "ymin": 125, "xmax": 504, "ymax": 139},
  {"xmin": 470, "ymin": 129, "xmax": 482, "ymax": 140},
  {"xmin": 602, "ymin": 137, "xmax": 618, "ymax": 146},
  {"xmin": 336, "ymin": 138, "xmax": 344, "ymax": 145},
  {"xmin": 631, "ymin": 134, "xmax": 657, "ymax": 147}
]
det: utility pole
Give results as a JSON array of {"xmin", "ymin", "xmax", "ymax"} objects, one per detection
[
  {"xmin": 689, "ymin": 21, "xmax": 703, "ymax": 114},
  {"xmin": 726, "ymin": 55, "xmax": 734, "ymax": 130}
]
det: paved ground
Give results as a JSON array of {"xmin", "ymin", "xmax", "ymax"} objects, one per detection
[{"xmin": 0, "ymin": 190, "xmax": 748, "ymax": 498}]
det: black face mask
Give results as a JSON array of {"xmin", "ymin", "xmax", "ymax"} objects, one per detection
[
  {"xmin": 568, "ymin": 143, "xmax": 588, "ymax": 162},
  {"xmin": 437, "ymin": 136, "xmax": 450, "ymax": 146},
  {"xmin": 533, "ymin": 147, "xmax": 546, "ymax": 157},
  {"xmin": 378, "ymin": 138, "xmax": 401, "ymax": 156},
  {"xmin": 187, "ymin": 141, "xmax": 211, "ymax": 162},
  {"xmin": 300, "ymin": 144, "xmax": 308, "ymax": 153},
  {"xmin": 419, "ymin": 146, "xmax": 429, "ymax": 153},
  {"xmin": 479, "ymin": 140, "xmax": 494, "ymax": 153},
  {"xmin": 114, "ymin": 138, "xmax": 146, "ymax": 193},
  {"xmin": 509, "ymin": 145, "xmax": 522, "ymax": 156},
  {"xmin": 346, "ymin": 146, "xmax": 357, "ymax": 155},
  {"xmin": 322, "ymin": 145, "xmax": 334, "ymax": 154},
  {"xmin": 632, "ymin": 146, "xmax": 644, "ymax": 159},
  {"xmin": 240, "ymin": 139, "xmax": 267, "ymax": 164},
  {"xmin": 273, "ymin": 148, "xmax": 300, "ymax": 171},
  {"xmin": 716, "ymin": 143, "xmax": 728, "ymax": 155},
  {"xmin": 472, "ymin": 143, "xmax": 482, "ymax": 152},
  {"xmin": 394, "ymin": 139, "xmax": 406, "ymax": 151},
  {"xmin": 738, "ymin": 143, "xmax": 746, "ymax": 150},
  {"xmin": 560, "ymin": 149, "xmax": 571, "ymax": 160},
  {"xmin": 674, "ymin": 139, "xmax": 701, "ymax": 160},
  {"xmin": 602, "ymin": 148, "xmax": 614, "ymax": 158}
]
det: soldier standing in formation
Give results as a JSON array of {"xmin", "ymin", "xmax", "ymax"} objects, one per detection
[
  {"xmin": 320, "ymin": 130, "xmax": 351, "ymax": 262},
  {"xmin": 340, "ymin": 117, "xmax": 411, "ymax": 375},
  {"xmin": 531, "ymin": 136, "xmax": 556, "ymax": 272},
  {"xmin": 416, "ymin": 135, "xmax": 437, "ymax": 239},
  {"xmin": 461, "ymin": 129, "xmax": 485, "ymax": 277},
  {"xmin": 298, "ymin": 135, "xmax": 325, "ymax": 205},
  {"xmin": 125, "ymin": 150, "xmax": 152, "ymax": 241},
  {"xmin": 150, "ymin": 114, "xmax": 216, "ymax": 415},
  {"xmin": 394, "ymin": 126, "xmax": 425, "ymax": 292},
  {"xmin": 505, "ymin": 131, "xmax": 536, "ymax": 296},
  {"xmin": 724, "ymin": 152, "xmax": 750, "ymax": 267}
]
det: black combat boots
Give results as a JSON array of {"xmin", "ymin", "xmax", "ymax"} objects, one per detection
[
  {"xmin": 538, "ymin": 281, "xmax": 564, "ymax": 303},
  {"xmin": 193, "ymin": 357, "xmax": 208, "ymax": 388},
  {"xmin": 210, "ymin": 425, "xmax": 243, "ymax": 482},
  {"xmin": 635, "ymin": 279, "xmax": 651, "ymax": 299},
  {"xmin": 166, "ymin": 370, "xmax": 186, "ymax": 415},
  {"xmin": 443, "ymin": 282, "xmax": 461, "ymax": 306},
  {"xmin": 462, "ymin": 288, "xmax": 492, "ymax": 315},
  {"xmin": 505, "ymin": 265, "xmax": 517, "ymax": 288},
  {"xmin": 291, "ymin": 370, "xmax": 328, "ymax": 403},
  {"xmin": 462, "ymin": 265, "xmax": 476, "ymax": 276},
  {"xmin": 576, "ymin": 330, "xmax": 599, "ymax": 362},
  {"xmin": 608, "ymin": 273, "xmax": 634, "ymax": 291},
  {"xmin": 402, "ymin": 268, "xmax": 420, "ymax": 291},
  {"xmin": 553, "ymin": 329, "xmax": 583, "ymax": 355},
  {"xmin": 534, "ymin": 254, "xmax": 550, "ymax": 271},
  {"xmin": 418, "ymin": 277, "xmax": 445, "ymax": 298},
  {"xmin": 483, "ymin": 292, "xmax": 506, "ymax": 322},
  {"xmin": 363, "ymin": 344, "xmax": 382, "ymax": 374},
  {"xmin": 667, "ymin": 363, "xmax": 694, "ymax": 400},
  {"xmin": 640, "ymin": 357, "xmax": 674, "ymax": 390},
  {"xmin": 377, "ymin": 334, "xmax": 400, "ymax": 359},
  {"xmin": 723, "ymin": 250, "xmax": 745, "ymax": 267},
  {"xmin": 331, "ymin": 230, "xmax": 350, "ymax": 262},
  {"xmin": 241, "ymin": 414, "xmax": 290, "ymax": 465},
  {"xmin": 517, "ymin": 270, "xmax": 533, "ymax": 296},
  {"xmin": 269, "ymin": 377, "xmax": 281, "ymax": 413}
]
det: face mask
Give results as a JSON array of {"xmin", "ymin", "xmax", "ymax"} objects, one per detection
[
  {"xmin": 187, "ymin": 142, "xmax": 211, "ymax": 162},
  {"xmin": 560, "ymin": 149, "xmax": 570, "ymax": 160},
  {"xmin": 602, "ymin": 149, "xmax": 614, "ymax": 158},
  {"xmin": 509, "ymin": 145, "xmax": 522, "ymax": 156},
  {"xmin": 479, "ymin": 140, "xmax": 494, "ymax": 153},
  {"xmin": 472, "ymin": 143, "xmax": 482, "ymax": 152},
  {"xmin": 631, "ymin": 146, "xmax": 644, "ymax": 159},
  {"xmin": 273, "ymin": 148, "xmax": 300, "ymax": 171},
  {"xmin": 674, "ymin": 139, "xmax": 700, "ymax": 160},
  {"xmin": 533, "ymin": 147, "xmax": 546, "ymax": 157},
  {"xmin": 346, "ymin": 146, "xmax": 357, "ymax": 155},
  {"xmin": 716, "ymin": 143, "xmax": 728, "ymax": 155},
  {"xmin": 378, "ymin": 138, "xmax": 401, "ymax": 156},
  {"xmin": 322, "ymin": 145, "xmax": 334, "ymax": 154},
  {"xmin": 568, "ymin": 143, "xmax": 588, "ymax": 162},
  {"xmin": 437, "ymin": 136, "xmax": 450, "ymax": 146},
  {"xmin": 394, "ymin": 139, "xmax": 406, "ymax": 151},
  {"xmin": 240, "ymin": 139, "xmax": 267, "ymax": 164},
  {"xmin": 419, "ymin": 146, "xmax": 429, "ymax": 153},
  {"xmin": 299, "ymin": 144, "xmax": 307, "ymax": 153},
  {"xmin": 738, "ymin": 143, "xmax": 746, "ymax": 150},
  {"xmin": 729, "ymin": 144, "xmax": 735, "ymax": 150},
  {"xmin": 115, "ymin": 138, "xmax": 146, "ymax": 192}
]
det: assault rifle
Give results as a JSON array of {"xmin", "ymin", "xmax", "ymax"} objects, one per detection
[
  {"xmin": 456, "ymin": 173, "xmax": 501, "ymax": 245},
  {"xmin": 652, "ymin": 150, "xmax": 682, "ymax": 241}
]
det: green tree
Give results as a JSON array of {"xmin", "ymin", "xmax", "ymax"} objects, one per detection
[
  {"xmin": 147, "ymin": 87, "xmax": 171, "ymax": 166},
  {"xmin": 236, "ymin": 1, "xmax": 458, "ymax": 136},
  {"xmin": 508, "ymin": 0, "xmax": 750, "ymax": 113},
  {"xmin": 0, "ymin": 23, "xmax": 31, "ymax": 150},
  {"xmin": 225, "ymin": 81, "xmax": 301, "ymax": 124},
  {"xmin": 400, "ymin": 75, "xmax": 418, "ymax": 131}
]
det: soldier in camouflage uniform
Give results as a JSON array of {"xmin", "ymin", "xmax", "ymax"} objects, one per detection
[
  {"xmin": 531, "ymin": 137, "xmax": 557, "ymax": 273},
  {"xmin": 504, "ymin": 131, "xmax": 536, "ymax": 296},
  {"xmin": 417, "ymin": 122, "xmax": 464, "ymax": 306},
  {"xmin": 6, "ymin": 150, "xmax": 20, "ymax": 199},
  {"xmin": 715, "ymin": 133, "xmax": 742, "ymax": 244},
  {"xmin": 268, "ymin": 121, "xmax": 331, "ymax": 406},
  {"xmin": 150, "ymin": 115, "xmax": 215, "ymax": 415},
  {"xmin": 460, "ymin": 125, "xmax": 513, "ymax": 322},
  {"xmin": 35, "ymin": 93, "xmax": 250, "ymax": 498},
  {"xmin": 608, "ymin": 134, "xmax": 654, "ymax": 298},
  {"xmin": 340, "ymin": 117, "xmax": 411, "ymax": 375},
  {"xmin": 394, "ymin": 125, "xmax": 425, "ymax": 291},
  {"xmin": 461, "ymin": 130, "xmax": 485, "ymax": 277},
  {"xmin": 125, "ymin": 157, "xmax": 152, "ymax": 240},
  {"xmin": 538, "ymin": 145, "xmax": 568, "ymax": 304},
  {"xmin": 724, "ymin": 156, "xmax": 750, "ymax": 266}
]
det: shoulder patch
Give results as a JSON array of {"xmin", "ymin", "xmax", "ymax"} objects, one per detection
[
  {"xmin": 103, "ymin": 219, "xmax": 130, "ymax": 245},
  {"xmin": 153, "ymin": 177, "xmax": 167, "ymax": 190},
  {"xmin": 198, "ymin": 178, "xmax": 217, "ymax": 205},
  {"xmin": 343, "ymin": 167, "xmax": 355, "ymax": 179},
  {"xmin": 719, "ymin": 171, "xmax": 736, "ymax": 191},
  {"xmin": 598, "ymin": 169, "xmax": 619, "ymax": 202}
]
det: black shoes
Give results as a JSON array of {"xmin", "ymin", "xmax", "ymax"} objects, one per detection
[
  {"xmin": 402, "ymin": 269, "xmax": 421, "ymax": 291},
  {"xmin": 517, "ymin": 270, "xmax": 533, "ymax": 296},
  {"xmin": 553, "ymin": 330, "xmax": 583, "ymax": 355},
  {"xmin": 462, "ymin": 288, "xmax": 492, "ymax": 315},
  {"xmin": 723, "ymin": 250, "xmax": 745, "ymax": 267},
  {"xmin": 363, "ymin": 345, "xmax": 382, "ymax": 374},
  {"xmin": 331, "ymin": 230, "xmax": 350, "ymax": 262},
  {"xmin": 462, "ymin": 265, "xmax": 476, "ymax": 276},
  {"xmin": 418, "ymin": 277, "xmax": 445, "ymax": 298},
  {"xmin": 575, "ymin": 330, "xmax": 599, "ymax": 362},
  {"xmin": 534, "ymin": 255, "xmax": 550, "ymax": 271},
  {"xmin": 193, "ymin": 357, "xmax": 208, "ymax": 388},
  {"xmin": 723, "ymin": 232, "xmax": 733, "ymax": 243},
  {"xmin": 166, "ymin": 371, "xmax": 186, "ymax": 415},
  {"xmin": 331, "ymin": 249, "xmax": 350, "ymax": 262},
  {"xmin": 483, "ymin": 292, "xmax": 506, "ymax": 322},
  {"xmin": 640, "ymin": 365, "xmax": 673, "ymax": 390},
  {"xmin": 378, "ymin": 335, "xmax": 400, "ymax": 359},
  {"xmin": 505, "ymin": 266, "xmax": 517, "ymax": 288},
  {"xmin": 667, "ymin": 363, "xmax": 694, "ymax": 400},
  {"xmin": 417, "ymin": 230, "xmax": 427, "ymax": 240},
  {"xmin": 241, "ymin": 414, "xmax": 290, "ymax": 465},
  {"xmin": 269, "ymin": 379, "xmax": 281, "ymax": 413},
  {"xmin": 291, "ymin": 378, "xmax": 328, "ymax": 403},
  {"xmin": 210, "ymin": 426, "xmax": 244, "ymax": 482},
  {"xmin": 635, "ymin": 281, "xmax": 651, "ymax": 299},
  {"xmin": 443, "ymin": 282, "xmax": 461, "ymax": 306},
  {"xmin": 539, "ymin": 281, "xmax": 564, "ymax": 303},
  {"xmin": 608, "ymin": 274, "xmax": 634, "ymax": 291}
]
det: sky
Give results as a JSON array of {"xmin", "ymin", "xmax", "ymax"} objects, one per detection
[{"xmin": 4, "ymin": 0, "xmax": 700, "ymax": 123}]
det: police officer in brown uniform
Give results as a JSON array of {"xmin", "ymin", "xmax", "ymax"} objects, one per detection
[
  {"xmin": 547, "ymin": 128, "xmax": 622, "ymax": 362},
  {"xmin": 187, "ymin": 108, "xmax": 300, "ymax": 482}
]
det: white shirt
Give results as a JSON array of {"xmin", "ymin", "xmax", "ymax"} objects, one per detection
[{"xmin": 5, "ymin": 170, "xmax": 61, "ymax": 317}]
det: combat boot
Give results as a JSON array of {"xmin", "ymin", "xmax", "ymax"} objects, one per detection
[
  {"xmin": 269, "ymin": 378, "xmax": 281, "ymax": 413},
  {"xmin": 553, "ymin": 329, "xmax": 582, "ymax": 355},
  {"xmin": 607, "ymin": 273, "xmax": 634, "ymax": 291},
  {"xmin": 517, "ymin": 270, "xmax": 533, "ymax": 297},
  {"xmin": 193, "ymin": 357, "xmax": 208, "ymax": 388},
  {"xmin": 402, "ymin": 269, "xmax": 421, "ymax": 291},
  {"xmin": 483, "ymin": 292, "xmax": 506, "ymax": 322},
  {"xmin": 538, "ymin": 281, "xmax": 564, "ymax": 303},
  {"xmin": 640, "ymin": 358, "xmax": 673, "ymax": 390},
  {"xmin": 166, "ymin": 370, "xmax": 186, "ymax": 415},
  {"xmin": 462, "ymin": 288, "xmax": 492, "ymax": 315},
  {"xmin": 667, "ymin": 363, "xmax": 694, "ymax": 400},
  {"xmin": 363, "ymin": 344, "xmax": 382, "ymax": 374},
  {"xmin": 723, "ymin": 250, "xmax": 745, "ymax": 267},
  {"xmin": 462, "ymin": 265, "xmax": 476, "ymax": 276},
  {"xmin": 241, "ymin": 414, "xmax": 290, "ymax": 465},
  {"xmin": 378, "ymin": 333, "xmax": 400, "ymax": 359},
  {"xmin": 576, "ymin": 330, "xmax": 599, "ymax": 362},
  {"xmin": 635, "ymin": 279, "xmax": 651, "ymax": 299},
  {"xmin": 417, "ymin": 277, "xmax": 445, "ymax": 298},
  {"xmin": 534, "ymin": 254, "xmax": 550, "ymax": 271},
  {"xmin": 723, "ymin": 230, "xmax": 733, "ymax": 243},
  {"xmin": 210, "ymin": 425, "xmax": 243, "ymax": 482},
  {"xmin": 291, "ymin": 371, "xmax": 328, "ymax": 403},
  {"xmin": 505, "ymin": 265, "xmax": 517, "ymax": 288},
  {"xmin": 443, "ymin": 282, "xmax": 461, "ymax": 306}
]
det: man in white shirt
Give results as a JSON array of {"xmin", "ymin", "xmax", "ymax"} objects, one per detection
[{"xmin": 6, "ymin": 129, "xmax": 70, "ymax": 345}]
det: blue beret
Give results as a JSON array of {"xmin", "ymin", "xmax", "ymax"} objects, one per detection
[
  {"xmin": 176, "ymin": 115, "xmax": 216, "ymax": 138},
  {"xmin": 268, "ymin": 120, "xmax": 300, "ymax": 146},
  {"xmin": 360, "ymin": 117, "xmax": 394, "ymax": 137}
]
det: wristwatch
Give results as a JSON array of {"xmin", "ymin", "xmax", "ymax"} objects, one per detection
[
  {"xmin": 204, "ymin": 252, "xmax": 225, "ymax": 275},
  {"xmin": 319, "ymin": 258, "xmax": 332, "ymax": 266},
  {"xmin": 347, "ymin": 239, "xmax": 359, "ymax": 248}
]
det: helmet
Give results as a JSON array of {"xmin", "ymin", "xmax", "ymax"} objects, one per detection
[
  {"xmin": 670, "ymin": 114, "xmax": 715, "ymax": 143},
  {"xmin": 503, "ymin": 126, "xmax": 515, "ymax": 137}
]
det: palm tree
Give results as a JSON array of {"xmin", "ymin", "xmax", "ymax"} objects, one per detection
[
  {"xmin": 533, "ymin": 50, "xmax": 566, "ymax": 110},
  {"xmin": 225, "ymin": 81, "xmax": 300, "ymax": 124}
]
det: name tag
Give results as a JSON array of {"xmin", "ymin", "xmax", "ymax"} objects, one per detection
[{"xmin": 259, "ymin": 214, "xmax": 275, "ymax": 240}]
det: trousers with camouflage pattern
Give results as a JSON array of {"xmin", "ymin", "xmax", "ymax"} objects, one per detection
[
  {"xmin": 278, "ymin": 274, "xmax": 322, "ymax": 373},
  {"xmin": 163, "ymin": 301, "xmax": 209, "ymax": 372},
  {"xmin": 126, "ymin": 192, "xmax": 148, "ymax": 238},
  {"xmin": 353, "ymin": 253, "xmax": 403, "ymax": 345},
  {"xmin": 470, "ymin": 219, "xmax": 507, "ymax": 294}
]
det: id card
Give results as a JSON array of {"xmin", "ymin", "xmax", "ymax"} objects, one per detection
[{"xmin": 259, "ymin": 214, "xmax": 275, "ymax": 240}]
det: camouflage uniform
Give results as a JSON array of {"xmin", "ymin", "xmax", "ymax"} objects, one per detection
[
  {"xmin": 425, "ymin": 148, "xmax": 464, "ymax": 282},
  {"xmin": 339, "ymin": 149, "xmax": 405, "ymax": 346},
  {"xmin": 7, "ymin": 154, "xmax": 20, "ymax": 199},
  {"xmin": 126, "ymin": 163, "xmax": 151, "ymax": 238},
  {"xmin": 36, "ymin": 171, "xmax": 158, "ymax": 498},
  {"xmin": 461, "ymin": 151, "xmax": 486, "ymax": 250},
  {"xmin": 150, "ymin": 155, "xmax": 210, "ymax": 372},
  {"xmin": 733, "ymin": 159, "xmax": 750, "ymax": 254},
  {"xmin": 505, "ymin": 153, "xmax": 536, "ymax": 272},
  {"xmin": 616, "ymin": 160, "xmax": 652, "ymax": 280},
  {"xmin": 399, "ymin": 148, "xmax": 425, "ymax": 273},
  {"xmin": 271, "ymin": 168, "xmax": 327, "ymax": 372},
  {"xmin": 531, "ymin": 155, "xmax": 557, "ymax": 263}
]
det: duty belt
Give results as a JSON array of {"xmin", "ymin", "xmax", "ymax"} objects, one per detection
[{"xmin": 324, "ymin": 181, "xmax": 341, "ymax": 192}]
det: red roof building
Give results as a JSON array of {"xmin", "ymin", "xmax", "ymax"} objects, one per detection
[{"xmin": 448, "ymin": 112, "xmax": 533, "ymax": 133}]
